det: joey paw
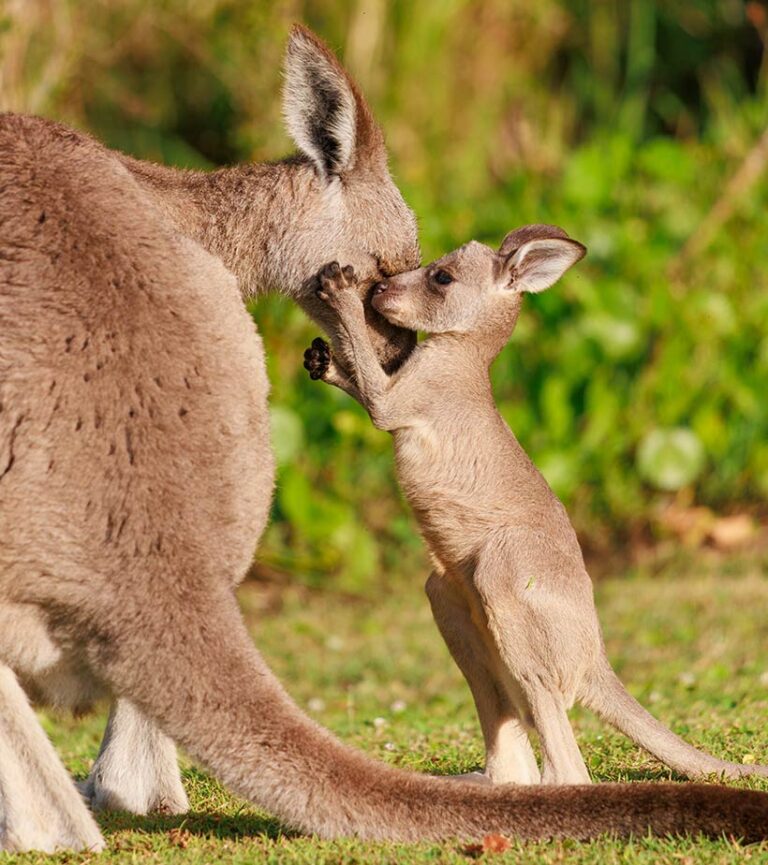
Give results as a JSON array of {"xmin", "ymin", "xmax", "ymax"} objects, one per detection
[
  {"xmin": 303, "ymin": 337, "xmax": 331, "ymax": 380},
  {"xmin": 315, "ymin": 261, "xmax": 358, "ymax": 309}
]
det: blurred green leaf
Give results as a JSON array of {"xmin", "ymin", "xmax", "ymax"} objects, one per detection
[
  {"xmin": 637, "ymin": 428, "xmax": 707, "ymax": 491},
  {"xmin": 582, "ymin": 313, "xmax": 643, "ymax": 361}
]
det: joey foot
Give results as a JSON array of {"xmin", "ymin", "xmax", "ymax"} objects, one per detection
[{"xmin": 303, "ymin": 337, "xmax": 331, "ymax": 380}]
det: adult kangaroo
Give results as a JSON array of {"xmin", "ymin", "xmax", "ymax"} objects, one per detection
[{"xmin": 0, "ymin": 25, "xmax": 767, "ymax": 853}]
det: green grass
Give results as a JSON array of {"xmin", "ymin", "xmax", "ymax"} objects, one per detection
[{"xmin": 10, "ymin": 565, "xmax": 768, "ymax": 864}]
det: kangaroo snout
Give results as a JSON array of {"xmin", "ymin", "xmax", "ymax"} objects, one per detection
[{"xmin": 370, "ymin": 277, "xmax": 407, "ymax": 320}]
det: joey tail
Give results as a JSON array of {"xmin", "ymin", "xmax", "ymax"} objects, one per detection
[
  {"xmin": 92, "ymin": 590, "xmax": 768, "ymax": 844},
  {"xmin": 583, "ymin": 657, "xmax": 768, "ymax": 781}
]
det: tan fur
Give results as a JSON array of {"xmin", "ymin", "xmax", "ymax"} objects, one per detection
[
  {"xmin": 306, "ymin": 230, "xmax": 768, "ymax": 817},
  {"xmin": 1, "ymin": 21, "xmax": 767, "ymax": 851}
]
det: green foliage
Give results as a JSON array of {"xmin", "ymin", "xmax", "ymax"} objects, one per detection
[{"xmin": 2, "ymin": 0, "xmax": 767, "ymax": 589}]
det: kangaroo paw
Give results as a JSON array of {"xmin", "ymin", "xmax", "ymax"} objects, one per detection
[{"xmin": 303, "ymin": 336, "xmax": 332, "ymax": 380}]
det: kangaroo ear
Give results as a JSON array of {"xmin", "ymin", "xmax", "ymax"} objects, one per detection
[
  {"xmin": 498, "ymin": 227, "xmax": 586, "ymax": 293},
  {"xmin": 282, "ymin": 24, "xmax": 384, "ymax": 181}
]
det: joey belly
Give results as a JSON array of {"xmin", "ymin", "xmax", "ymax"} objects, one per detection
[{"xmin": 393, "ymin": 433, "xmax": 527, "ymax": 565}]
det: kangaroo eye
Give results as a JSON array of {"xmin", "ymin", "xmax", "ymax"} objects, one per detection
[{"xmin": 434, "ymin": 269, "xmax": 454, "ymax": 286}]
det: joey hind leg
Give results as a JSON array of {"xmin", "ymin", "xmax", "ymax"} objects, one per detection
[
  {"xmin": 0, "ymin": 663, "xmax": 104, "ymax": 853},
  {"xmin": 82, "ymin": 698, "xmax": 188, "ymax": 815},
  {"xmin": 425, "ymin": 572, "xmax": 540, "ymax": 785},
  {"xmin": 523, "ymin": 687, "xmax": 591, "ymax": 785},
  {"xmin": 473, "ymin": 542, "xmax": 592, "ymax": 786}
]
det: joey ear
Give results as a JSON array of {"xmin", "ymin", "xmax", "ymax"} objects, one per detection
[
  {"xmin": 499, "ymin": 235, "xmax": 586, "ymax": 294},
  {"xmin": 282, "ymin": 24, "xmax": 384, "ymax": 180}
]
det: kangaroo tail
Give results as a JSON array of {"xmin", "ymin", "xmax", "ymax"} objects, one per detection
[
  {"xmin": 88, "ymin": 590, "xmax": 768, "ymax": 843},
  {"xmin": 583, "ymin": 657, "xmax": 768, "ymax": 782}
]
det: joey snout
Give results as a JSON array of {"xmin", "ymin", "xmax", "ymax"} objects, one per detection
[
  {"xmin": 311, "ymin": 261, "xmax": 417, "ymax": 374},
  {"xmin": 369, "ymin": 271, "xmax": 425, "ymax": 328},
  {"xmin": 369, "ymin": 278, "xmax": 404, "ymax": 319}
]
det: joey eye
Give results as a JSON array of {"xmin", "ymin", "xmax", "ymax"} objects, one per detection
[{"xmin": 433, "ymin": 269, "xmax": 454, "ymax": 286}]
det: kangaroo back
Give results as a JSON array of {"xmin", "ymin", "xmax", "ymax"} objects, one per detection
[{"xmin": 0, "ymin": 112, "xmax": 273, "ymax": 609}]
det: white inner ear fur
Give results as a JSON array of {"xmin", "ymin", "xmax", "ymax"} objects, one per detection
[
  {"xmin": 505, "ymin": 238, "xmax": 585, "ymax": 294},
  {"xmin": 282, "ymin": 36, "xmax": 357, "ymax": 178}
]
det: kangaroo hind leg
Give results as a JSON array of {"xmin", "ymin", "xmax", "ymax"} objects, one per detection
[
  {"xmin": 0, "ymin": 663, "xmax": 104, "ymax": 853},
  {"xmin": 523, "ymin": 685, "xmax": 591, "ymax": 785},
  {"xmin": 472, "ymin": 535, "xmax": 595, "ymax": 786},
  {"xmin": 81, "ymin": 698, "xmax": 188, "ymax": 815}
]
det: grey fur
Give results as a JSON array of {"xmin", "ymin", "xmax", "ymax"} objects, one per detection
[{"xmin": 308, "ymin": 229, "xmax": 768, "ymax": 788}]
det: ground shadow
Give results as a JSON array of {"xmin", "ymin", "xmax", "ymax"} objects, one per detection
[
  {"xmin": 591, "ymin": 768, "xmax": 688, "ymax": 783},
  {"xmin": 403, "ymin": 766, "xmax": 687, "ymax": 784},
  {"xmin": 96, "ymin": 809, "xmax": 290, "ymax": 841}
]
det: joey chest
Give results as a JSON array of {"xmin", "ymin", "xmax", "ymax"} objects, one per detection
[
  {"xmin": 388, "ymin": 377, "xmax": 578, "ymax": 569},
  {"xmin": 390, "ymin": 400, "xmax": 513, "ymax": 563},
  {"xmin": 391, "ymin": 401, "xmax": 484, "ymax": 490}
]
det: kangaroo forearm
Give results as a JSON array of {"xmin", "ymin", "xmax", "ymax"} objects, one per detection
[
  {"xmin": 337, "ymin": 328, "xmax": 404, "ymax": 428},
  {"xmin": 313, "ymin": 262, "xmax": 410, "ymax": 427},
  {"xmin": 336, "ymin": 310, "xmax": 392, "ymax": 403},
  {"xmin": 323, "ymin": 360, "xmax": 365, "ymax": 405}
]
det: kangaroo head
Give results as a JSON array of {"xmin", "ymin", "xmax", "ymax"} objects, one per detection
[
  {"xmin": 371, "ymin": 225, "xmax": 585, "ymax": 342},
  {"xmin": 282, "ymin": 25, "xmax": 419, "ymax": 368}
]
